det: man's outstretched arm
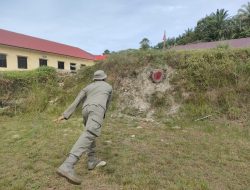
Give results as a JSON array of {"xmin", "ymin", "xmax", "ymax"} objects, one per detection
[
  {"xmin": 55, "ymin": 89, "xmax": 86, "ymax": 122},
  {"xmin": 62, "ymin": 89, "xmax": 86, "ymax": 119}
]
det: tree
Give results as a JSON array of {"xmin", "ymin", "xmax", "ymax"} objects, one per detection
[
  {"xmin": 153, "ymin": 42, "xmax": 163, "ymax": 49},
  {"xmin": 153, "ymin": 3, "xmax": 250, "ymax": 48},
  {"xmin": 237, "ymin": 2, "xmax": 250, "ymax": 37},
  {"xmin": 177, "ymin": 28, "xmax": 196, "ymax": 45},
  {"xmin": 212, "ymin": 9, "xmax": 229, "ymax": 40},
  {"xmin": 103, "ymin": 49, "xmax": 110, "ymax": 55},
  {"xmin": 153, "ymin": 37, "xmax": 176, "ymax": 49},
  {"xmin": 140, "ymin": 38, "xmax": 150, "ymax": 50},
  {"xmin": 225, "ymin": 17, "xmax": 240, "ymax": 39},
  {"xmin": 194, "ymin": 9, "xmax": 229, "ymax": 41},
  {"xmin": 238, "ymin": 2, "xmax": 250, "ymax": 22},
  {"xmin": 195, "ymin": 15, "xmax": 217, "ymax": 41}
]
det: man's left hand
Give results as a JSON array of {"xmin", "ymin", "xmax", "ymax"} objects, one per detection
[{"xmin": 54, "ymin": 116, "xmax": 65, "ymax": 123}]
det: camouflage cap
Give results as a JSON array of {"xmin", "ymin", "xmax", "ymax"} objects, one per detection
[{"xmin": 93, "ymin": 70, "xmax": 107, "ymax": 80}]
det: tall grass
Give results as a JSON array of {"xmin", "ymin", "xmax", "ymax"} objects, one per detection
[{"xmin": 0, "ymin": 67, "xmax": 58, "ymax": 115}]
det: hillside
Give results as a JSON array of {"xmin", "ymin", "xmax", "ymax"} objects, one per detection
[
  {"xmin": 0, "ymin": 48, "xmax": 249, "ymax": 189},
  {"xmin": 2, "ymin": 48, "xmax": 250, "ymax": 121}
]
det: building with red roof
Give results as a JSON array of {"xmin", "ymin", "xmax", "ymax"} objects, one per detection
[
  {"xmin": 0, "ymin": 28, "xmax": 97, "ymax": 71},
  {"xmin": 94, "ymin": 55, "xmax": 107, "ymax": 61}
]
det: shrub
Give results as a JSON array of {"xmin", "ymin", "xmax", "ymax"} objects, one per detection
[
  {"xmin": 216, "ymin": 43, "xmax": 230, "ymax": 49},
  {"xmin": 0, "ymin": 67, "xmax": 58, "ymax": 115}
]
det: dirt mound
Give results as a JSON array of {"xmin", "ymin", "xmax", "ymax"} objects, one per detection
[{"xmin": 117, "ymin": 65, "xmax": 180, "ymax": 118}]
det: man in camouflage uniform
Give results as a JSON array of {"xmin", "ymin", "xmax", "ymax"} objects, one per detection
[{"xmin": 56, "ymin": 70, "xmax": 112, "ymax": 184}]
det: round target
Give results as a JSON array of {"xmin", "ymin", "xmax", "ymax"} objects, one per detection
[{"xmin": 151, "ymin": 69, "xmax": 164, "ymax": 83}]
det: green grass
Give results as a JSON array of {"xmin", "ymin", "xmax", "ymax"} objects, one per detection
[
  {"xmin": 0, "ymin": 114, "xmax": 249, "ymax": 190},
  {"xmin": 0, "ymin": 66, "xmax": 56, "ymax": 80}
]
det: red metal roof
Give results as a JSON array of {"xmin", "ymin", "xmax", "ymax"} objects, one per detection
[
  {"xmin": 94, "ymin": 55, "xmax": 107, "ymax": 61},
  {"xmin": 172, "ymin": 38, "xmax": 250, "ymax": 50},
  {"xmin": 0, "ymin": 28, "xmax": 95, "ymax": 60}
]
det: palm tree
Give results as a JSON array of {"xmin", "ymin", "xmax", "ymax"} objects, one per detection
[
  {"xmin": 212, "ymin": 9, "xmax": 229, "ymax": 40},
  {"xmin": 213, "ymin": 9, "xmax": 229, "ymax": 22},
  {"xmin": 238, "ymin": 2, "xmax": 250, "ymax": 22},
  {"xmin": 184, "ymin": 28, "xmax": 193, "ymax": 36}
]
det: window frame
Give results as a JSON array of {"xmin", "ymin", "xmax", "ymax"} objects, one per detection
[
  {"xmin": 0, "ymin": 53, "xmax": 7, "ymax": 68},
  {"xmin": 39, "ymin": 58, "xmax": 48, "ymax": 67},
  {"xmin": 80, "ymin": 64, "xmax": 86, "ymax": 68},
  {"xmin": 17, "ymin": 56, "xmax": 28, "ymax": 69},
  {"xmin": 58, "ymin": 61, "xmax": 64, "ymax": 70},
  {"xmin": 70, "ymin": 63, "xmax": 76, "ymax": 71}
]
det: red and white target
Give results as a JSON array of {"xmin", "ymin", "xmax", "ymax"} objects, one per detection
[{"xmin": 151, "ymin": 69, "xmax": 164, "ymax": 83}]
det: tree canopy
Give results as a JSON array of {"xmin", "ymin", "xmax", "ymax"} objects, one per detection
[
  {"xmin": 149, "ymin": 2, "xmax": 250, "ymax": 49},
  {"xmin": 140, "ymin": 38, "xmax": 151, "ymax": 50}
]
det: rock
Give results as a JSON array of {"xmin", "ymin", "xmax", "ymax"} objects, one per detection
[
  {"xmin": 172, "ymin": 126, "xmax": 181, "ymax": 129},
  {"xmin": 49, "ymin": 97, "xmax": 58, "ymax": 104},
  {"xmin": 12, "ymin": 134, "xmax": 20, "ymax": 139},
  {"xmin": 59, "ymin": 82, "xmax": 64, "ymax": 87},
  {"xmin": 143, "ymin": 118, "xmax": 154, "ymax": 122},
  {"xmin": 105, "ymin": 140, "xmax": 112, "ymax": 144}
]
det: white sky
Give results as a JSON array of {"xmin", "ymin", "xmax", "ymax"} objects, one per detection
[{"xmin": 0, "ymin": 0, "xmax": 248, "ymax": 54}]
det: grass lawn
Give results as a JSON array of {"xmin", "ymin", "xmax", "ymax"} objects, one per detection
[{"xmin": 0, "ymin": 114, "xmax": 249, "ymax": 190}]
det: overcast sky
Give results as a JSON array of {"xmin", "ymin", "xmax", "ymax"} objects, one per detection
[{"xmin": 0, "ymin": 0, "xmax": 248, "ymax": 54}]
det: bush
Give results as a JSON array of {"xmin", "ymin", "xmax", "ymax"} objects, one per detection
[
  {"xmin": 216, "ymin": 43, "xmax": 230, "ymax": 49},
  {"xmin": 0, "ymin": 67, "xmax": 58, "ymax": 115}
]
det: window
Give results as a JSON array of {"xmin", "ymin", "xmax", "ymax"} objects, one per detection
[
  {"xmin": 80, "ymin": 64, "xmax": 86, "ymax": 68},
  {"xmin": 17, "ymin": 56, "xmax": 27, "ymax": 69},
  {"xmin": 0, "ymin": 54, "xmax": 7, "ymax": 68},
  {"xmin": 70, "ymin": 63, "xmax": 76, "ymax": 71},
  {"xmin": 58, "ymin": 61, "xmax": 64, "ymax": 69},
  {"xmin": 39, "ymin": 59, "xmax": 47, "ymax": 67}
]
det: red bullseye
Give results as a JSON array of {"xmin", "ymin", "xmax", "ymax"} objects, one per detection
[{"xmin": 151, "ymin": 69, "xmax": 164, "ymax": 83}]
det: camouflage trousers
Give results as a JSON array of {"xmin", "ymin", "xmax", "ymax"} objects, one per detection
[{"xmin": 70, "ymin": 105, "xmax": 105, "ymax": 158}]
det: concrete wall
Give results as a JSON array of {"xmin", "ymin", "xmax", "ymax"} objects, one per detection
[{"xmin": 0, "ymin": 44, "xmax": 94, "ymax": 71}]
